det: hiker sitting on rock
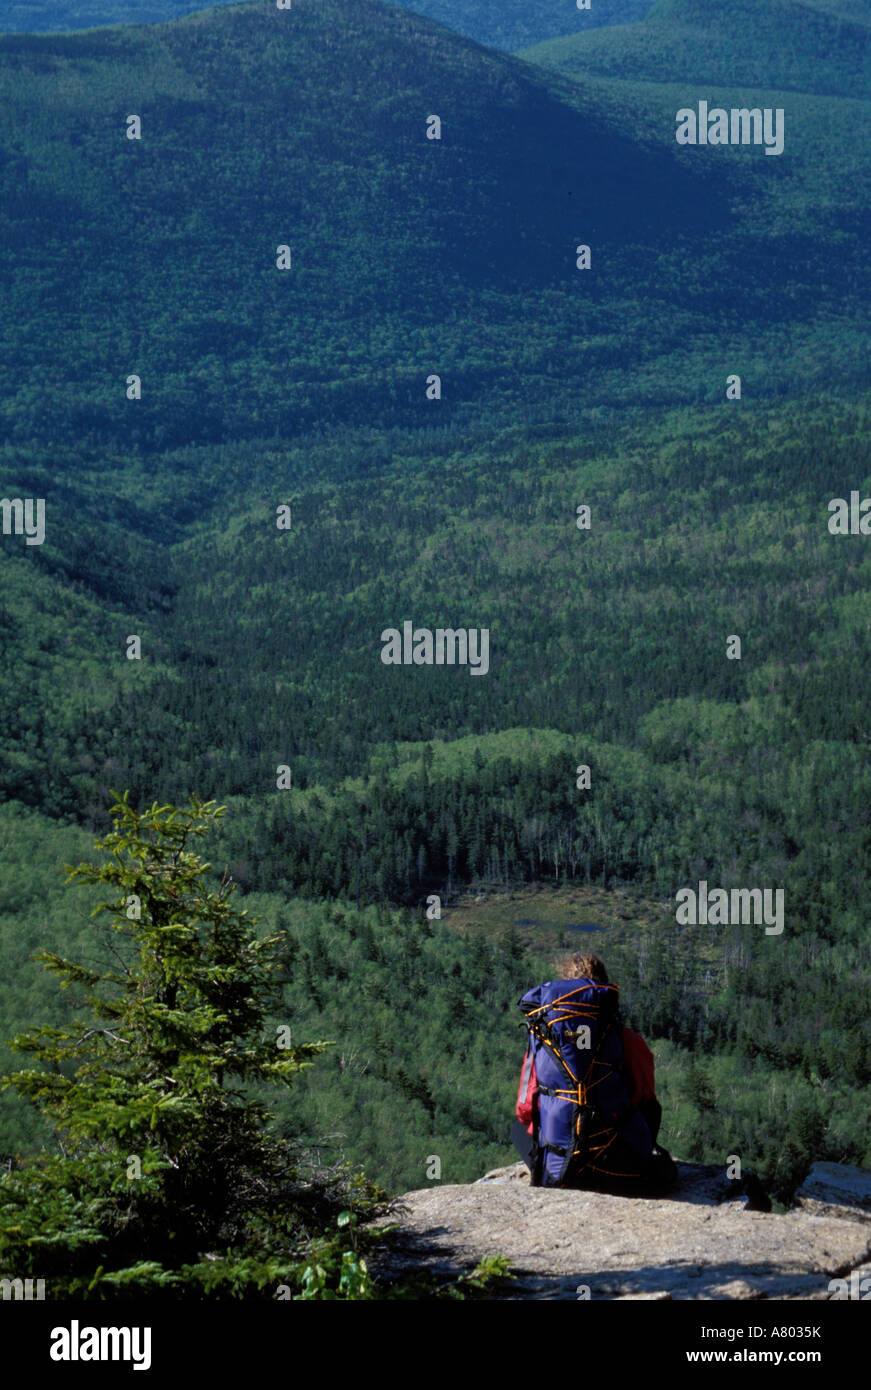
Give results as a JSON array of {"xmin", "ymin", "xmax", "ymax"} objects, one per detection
[{"xmin": 513, "ymin": 950, "xmax": 677, "ymax": 1193}]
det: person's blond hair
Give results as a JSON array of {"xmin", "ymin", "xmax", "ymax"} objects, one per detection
[{"xmin": 558, "ymin": 951, "xmax": 609, "ymax": 983}]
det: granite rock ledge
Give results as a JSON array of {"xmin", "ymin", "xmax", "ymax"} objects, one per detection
[{"xmin": 369, "ymin": 1160, "xmax": 871, "ymax": 1299}]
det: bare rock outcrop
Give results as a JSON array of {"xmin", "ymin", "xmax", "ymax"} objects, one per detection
[
  {"xmin": 794, "ymin": 1161, "xmax": 871, "ymax": 1225},
  {"xmin": 371, "ymin": 1159, "xmax": 871, "ymax": 1299}
]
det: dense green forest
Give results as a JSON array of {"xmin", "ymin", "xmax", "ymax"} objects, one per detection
[
  {"xmin": 0, "ymin": 0, "xmax": 869, "ymax": 1241},
  {"xmin": 2, "ymin": 393, "xmax": 870, "ymax": 1202}
]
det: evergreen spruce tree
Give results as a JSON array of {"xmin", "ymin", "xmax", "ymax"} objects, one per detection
[{"xmin": 0, "ymin": 794, "xmax": 384, "ymax": 1299}]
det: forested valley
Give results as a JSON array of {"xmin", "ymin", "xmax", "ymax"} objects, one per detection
[
  {"xmin": 0, "ymin": 0, "xmax": 869, "ymax": 1251},
  {"xmin": 2, "ymin": 393, "xmax": 869, "ymax": 1205}
]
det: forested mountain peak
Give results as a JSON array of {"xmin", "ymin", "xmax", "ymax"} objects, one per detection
[
  {"xmin": 1, "ymin": 0, "xmax": 868, "ymax": 460},
  {"xmin": 0, "ymin": 0, "xmax": 749, "ymax": 453},
  {"xmin": 0, "ymin": 0, "xmax": 659, "ymax": 53}
]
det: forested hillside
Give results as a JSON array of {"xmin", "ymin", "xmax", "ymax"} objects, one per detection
[
  {"xmin": 2, "ymin": 394, "xmax": 870, "ymax": 1199},
  {"xmin": 0, "ymin": 0, "xmax": 869, "ymax": 1219},
  {"xmin": 0, "ymin": 0, "xmax": 657, "ymax": 52},
  {"xmin": 523, "ymin": 0, "xmax": 871, "ymax": 96},
  {"xmin": 0, "ymin": 0, "xmax": 868, "ymax": 461},
  {"xmin": 0, "ymin": 0, "xmax": 215, "ymax": 30}
]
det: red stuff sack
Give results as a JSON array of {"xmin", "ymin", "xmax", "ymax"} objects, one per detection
[{"xmin": 515, "ymin": 1041, "xmax": 538, "ymax": 1135}]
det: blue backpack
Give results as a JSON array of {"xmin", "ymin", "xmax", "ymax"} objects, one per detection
[{"xmin": 518, "ymin": 977, "xmax": 654, "ymax": 1187}]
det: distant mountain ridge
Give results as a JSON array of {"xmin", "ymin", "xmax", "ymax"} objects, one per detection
[
  {"xmin": 0, "ymin": 0, "xmax": 658, "ymax": 51},
  {"xmin": 651, "ymin": 0, "xmax": 870, "ymax": 25},
  {"xmin": 523, "ymin": 0, "xmax": 871, "ymax": 97}
]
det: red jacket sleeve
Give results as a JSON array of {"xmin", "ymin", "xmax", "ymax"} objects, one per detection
[{"xmin": 621, "ymin": 1027, "xmax": 656, "ymax": 1108}]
